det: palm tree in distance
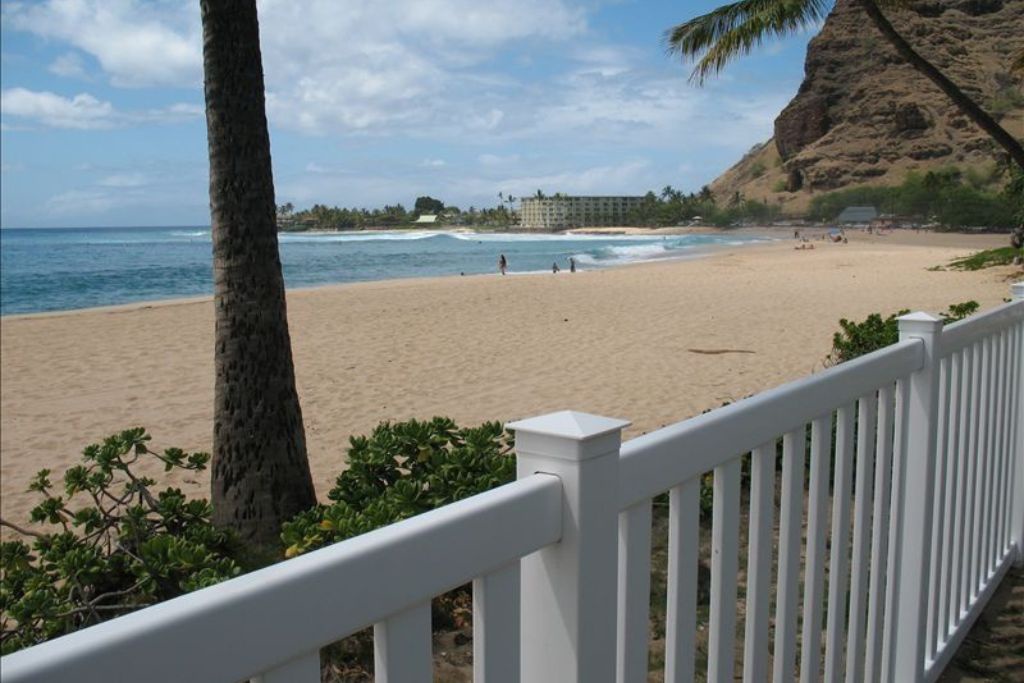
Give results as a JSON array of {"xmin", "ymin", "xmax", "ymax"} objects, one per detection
[
  {"xmin": 666, "ymin": 0, "xmax": 1024, "ymax": 170},
  {"xmin": 200, "ymin": 0, "xmax": 317, "ymax": 546}
]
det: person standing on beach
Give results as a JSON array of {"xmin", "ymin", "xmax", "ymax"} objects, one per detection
[
  {"xmin": 498, "ymin": 254, "xmax": 507, "ymax": 275},
  {"xmin": 569, "ymin": 257, "xmax": 576, "ymax": 273},
  {"xmin": 552, "ymin": 262, "xmax": 560, "ymax": 274}
]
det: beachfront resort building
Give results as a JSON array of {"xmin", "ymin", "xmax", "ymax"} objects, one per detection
[{"xmin": 519, "ymin": 195, "xmax": 645, "ymax": 230}]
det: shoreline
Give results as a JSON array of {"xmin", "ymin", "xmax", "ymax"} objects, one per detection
[
  {"xmin": 1, "ymin": 229, "xmax": 779, "ymax": 321},
  {"xmin": 2, "ymin": 230, "xmax": 1018, "ymax": 531},
  {"xmin": 2, "ymin": 226, "xmax": 1004, "ymax": 321}
]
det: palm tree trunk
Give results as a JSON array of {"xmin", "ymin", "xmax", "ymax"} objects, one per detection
[
  {"xmin": 201, "ymin": 0, "xmax": 317, "ymax": 546},
  {"xmin": 857, "ymin": 0, "xmax": 1024, "ymax": 170}
]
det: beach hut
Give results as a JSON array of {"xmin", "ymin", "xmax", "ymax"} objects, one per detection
[
  {"xmin": 836, "ymin": 206, "xmax": 878, "ymax": 225},
  {"xmin": 414, "ymin": 214, "xmax": 438, "ymax": 224}
]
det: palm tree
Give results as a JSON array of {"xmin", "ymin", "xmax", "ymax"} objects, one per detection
[
  {"xmin": 666, "ymin": 0, "xmax": 1024, "ymax": 170},
  {"xmin": 200, "ymin": 0, "xmax": 317, "ymax": 546}
]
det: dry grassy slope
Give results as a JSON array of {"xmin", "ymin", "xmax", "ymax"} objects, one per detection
[{"xmin": 710, "ymin": 0, "xmax": 1024, "ymax": 215}]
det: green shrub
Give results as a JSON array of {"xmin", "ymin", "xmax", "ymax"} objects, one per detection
[
  {"xmin": 827, "ymin": 301, "xmax": 979, "ymax": 365},
  {"xmin": 281, "ymin": 418, "xmax": 514, "ymax": 557},
  {"xmin": 278, "ymin": 417, "xmax": 514, "ymax": 680},
  {"xmin": 1, "ymin": 429, "xmax": 241, "ymax": 654},
  {"xmin": 948, "ymin": 247, "xmax": 1022, "ymax": 271},
  {"xmin": 807, "ymin": 169, "xmax": 1018, "ymax": 227}
]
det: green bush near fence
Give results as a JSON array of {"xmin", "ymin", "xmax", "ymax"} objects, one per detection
[
  {"xmin": 280, "ymin": 417, "xmax": 514, "ymax": 558},
  {"xmin": 0, "ymin": 429, "xmax": 242, "ymax": 655},
  {"xmin": 1, "ymin": 418, "xmax": 516, "ymax": 663},
  {"xmin": 826, "ymin": 301, "xmax": 979, "ymax": 366}
]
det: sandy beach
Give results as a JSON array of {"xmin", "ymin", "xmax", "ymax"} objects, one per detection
[{"xmin": 1, "ymin": 229, "xmax": 1019, "ymax": 530}]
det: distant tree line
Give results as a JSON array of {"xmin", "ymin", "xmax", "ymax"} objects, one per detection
[
  {"xmin": 808, "ymin": 167, "xmax": 1020, "ymax": 228},
  {"xmin": 624, "ymin": 185, "xmax": 783, "ymax": 228},
  {"xmin": 276, "ymin": 195, "xmax": 518, "ymax": 230}
]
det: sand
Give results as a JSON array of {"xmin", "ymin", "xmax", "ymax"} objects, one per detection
[{"xmin": 1, "ymin": 229, "xmax": 1020, "ymax": 531}]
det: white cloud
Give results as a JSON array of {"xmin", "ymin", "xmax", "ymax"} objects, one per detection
[
  {"xmin": 256, "ymin": 0, "xmax": 584, "ymax": 135},
  {"xmin": 3, "ymin": 0, "xmax": 201, "ymax": 87},
  {"xmin": 38, "ymin": 161, "xmax": 208, "ymax": 221},
  {"xmin": 3, "ymin": 0, "xmax": 587, "ymax": 135},
  {"xmin": 420, "ymin": 159, "xmax": 446, "ymax": 167},
  {"xmin": 44, "ymin": 188, "xmax": 120, "ymax": 215},
  {"xmin": 97, "ymin": 172, "xmax": 148, "ymax": 187},
  {"xmin": 49, "ymin": 52, "xmax": 90, "ymax": 79},
  {"xmin": 1, "ymin": 0, "xmax": 787, "ymax": 151},
  {"xmin": 0, "ymin": 88, "xmax": 202, "ymax": 129},
  {"xmin": 478, "ymin": 153, "xmax": 520, "ymax": 166},
  {"xmin": 1, "ymin": 88, "xmax": 115, "ymax": 129},
  {"xmin": 464, "ymin": 160, "xmax": 657, "ymax": 199}
]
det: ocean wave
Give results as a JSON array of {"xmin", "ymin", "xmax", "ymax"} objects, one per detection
[
  {"xmin": 571, "ymin": 241, "xmax": 696, "ymax": 267},
  {"xmin": 446, "ymin": 231, "xmax": 657, "ymax": 243},
  {"xmin": 277, "ymin": 231, "xmax": 445, "ymax": 243}
]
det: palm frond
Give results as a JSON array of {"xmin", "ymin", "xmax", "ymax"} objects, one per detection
[{"xmin": 665, "ymin": 0, "xmax": 831, "ymax": 85}]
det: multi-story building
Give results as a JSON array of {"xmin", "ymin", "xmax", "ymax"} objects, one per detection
[{"xmin": 518, "ymin": 195, "xmax": 645, "ymax": 230}]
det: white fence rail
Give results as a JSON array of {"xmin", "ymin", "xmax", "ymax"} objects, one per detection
[{"xmin": 4, "ymin": 283, "xmax": 1023, "ymax": 682}]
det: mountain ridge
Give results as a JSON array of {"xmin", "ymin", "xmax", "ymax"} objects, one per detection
[{"xmin": 709, "ymin": 0, "xmax": 1024, "ymax": 214}]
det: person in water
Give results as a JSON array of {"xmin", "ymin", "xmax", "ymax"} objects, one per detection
[
  {"xmin": 569, "ymin": 257, "xmax": 576, "ymax": 273},
  {"xmin": 552, "ymin": 262, "xmax": 560, "ymax": 274},
  {"xmin": 498, "ymin": 254, "xmax": 507, "ymax": 275}
]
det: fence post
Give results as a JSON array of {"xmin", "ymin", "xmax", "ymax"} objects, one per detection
[
  {"xmin": 890, "ymin": 313, "xmax": 942, "ymax": 683},
  {"xmin": 1011, "ymin": 283, "xmax": 1024, "ymax": 566},
  {"xmin": 508, "ymin": 411, "xmax": 629, "ymax": 683}
]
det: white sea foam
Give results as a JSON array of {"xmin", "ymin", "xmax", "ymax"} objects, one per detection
[
  {"xmin": 446, "ymin": 231, "xmax": 657, "ymax": 243},
  {"xmin": 280, "ymin": 230, "xmax": 685, "ymax": 244},
  {"xmin": 278, "ymin": 231, "xmax": 442, "ymax": 242}
]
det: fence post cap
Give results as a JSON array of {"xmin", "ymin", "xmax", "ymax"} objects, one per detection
[
  {"xmin": 1012, "ymin": 282, "xmax": 1024, "ymax": 300},
  {"xmin": 509, "ymin": 411, "xmax": 630, "ymax": 462},
  {"xmin": 897, "ymin": 311, "xmax": 941, "ymax": 336},
  {"xmin": 508, "ymin": 410, "xmax": 630, "ymax": 441}
]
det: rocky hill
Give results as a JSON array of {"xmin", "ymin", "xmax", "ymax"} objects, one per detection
[{"xmin": 710, "ymin": 0, "xmax": 1024, "ymax": 215}]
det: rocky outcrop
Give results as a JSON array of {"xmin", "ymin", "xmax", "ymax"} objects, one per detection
[{"xmin": 710, "ymin": 0, "xmax": 1024, "ymax": 214}]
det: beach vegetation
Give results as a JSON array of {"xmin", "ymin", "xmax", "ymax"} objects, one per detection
[
  {"xmin": 622, "ymin": 186, "xmax": 781, "ymax": 227},
  {"xmin": 201, "ymin": 0, "xmax": 318, "ymax": 546},
  {"xmin": 826, "ymin": 301, "xmax": 978, "ymax": 365},
  {"xmin": 280, "ymin": 417, "xmax": 516, "ymax": 679},
  {"xmin": 0, "ymin": 429, "xmax": 241, "ymax": 655},
  {"xmin": 280, "ymin": 201, "xmax": 518, "ymax": 230},
  {"xmin": 807, "ymin": 168, "xmax": 1019, "ymax": 228},
  {"xmin": 414, "ymin": 195, "xmax": 445, "ymax": 215},
  {"xmin": 665, "ymin": 0, "xmax": 1024, "ymax": 171},
  {"xmin": 280, "ymin": 418, "xmax": 514, "ymax": 557},
  {"xmin": 948, "ymin": 247, "xmax": 1022, "ymax": 271},
  {"xmin": 989, "ymin": 86, "xmax": 1024, "ymax": 121}
]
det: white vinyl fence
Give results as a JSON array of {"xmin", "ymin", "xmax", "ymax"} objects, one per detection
[{"xmin": 4, "ymin": 283, "xmax": 1023, "ymax": 683}]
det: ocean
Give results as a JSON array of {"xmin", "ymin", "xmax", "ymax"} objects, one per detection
[{"xmin": 0, "ymin": 227, "xmax": 770, "ymax": 316}]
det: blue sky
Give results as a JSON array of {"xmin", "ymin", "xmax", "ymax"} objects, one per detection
[{"xmin": 0, "ymin": 0, "xmax": 818, "ymax": 228}]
